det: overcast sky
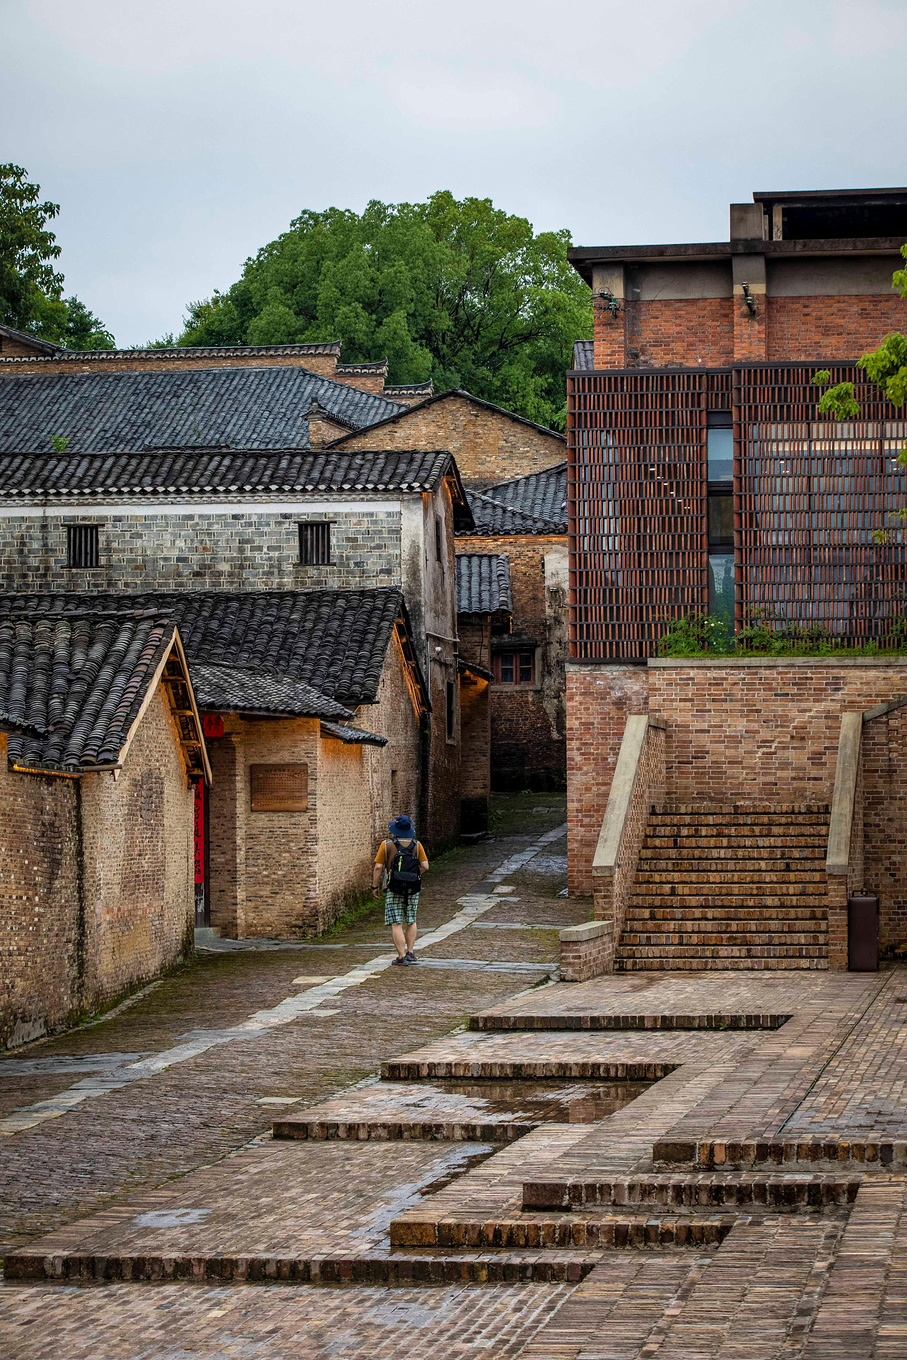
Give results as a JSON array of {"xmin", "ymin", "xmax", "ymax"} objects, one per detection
[{"xmin": 4, "ymin": 0, "xmax": 907, "ymax": 346}]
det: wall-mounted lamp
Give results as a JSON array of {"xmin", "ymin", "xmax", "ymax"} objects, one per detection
[
  {"xmin": 740, "ymin": 282, "xmax": 757, "ymax": 316},
  {"xmin": 596, "ymin": 288, "xmax": 622, "ymax": 317}
]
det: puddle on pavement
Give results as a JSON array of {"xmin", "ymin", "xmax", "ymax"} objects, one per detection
[{"xmin": 415, "ymin": 1078, "xmax": 653, "ymax": 1124}]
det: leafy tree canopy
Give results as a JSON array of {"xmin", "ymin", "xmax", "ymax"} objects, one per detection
[
  {"xmin": 176, "ymin": 192, "xmax": 591, "ymax": 427},
  {"xmin": 0, "ymin": 163, "xmax": 114, "ymax": 350}
]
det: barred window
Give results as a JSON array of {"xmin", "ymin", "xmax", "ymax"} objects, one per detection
[
  {"xmin": 67, "ymin": 524, "xmax": 99, "ymax": 569},
  {"xmin": 299, "ymin": 521, "xmax": 332, "ymax": 565}
]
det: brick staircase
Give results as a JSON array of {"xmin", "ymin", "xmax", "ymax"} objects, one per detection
[{"xmin": 616, "ymin": 805, "xmax": 830, "ymax": 971}]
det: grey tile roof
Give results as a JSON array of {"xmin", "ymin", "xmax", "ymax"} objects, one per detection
[
  {"xmin": 190, "ymin": 663, "xmax": 352, "ymax": 720},
  {"xmin": 0, "ymin": 340, "xmax": 342, "ymax": 365},
  {"xmin": 456, "ymin": 553, "xmax": 513, "ymax": 615},
  {"xmin": 0, "ymin": 589, "xmax": 408, "ymax": 707},
  {"xmin": 0, "ymin": 366, "xmax": 406, "ymax": 453},
  {"xmin": 0, "ymin": 324, "xmax": 65, "ymax": 357},
  {"xmin": 462, "ymin": 463, "xmax": 567, "ymax": 535},
  {"xmin": 0, "ymin": 612, "xmax": 177, "ymax": 773},
  {"xmin": 572, "ymin": 339, "xmax": 594, "ymax": 370},
  {"xmin": 384, "ymin": 381, "xmax": 434, "ymax": 398},
  {"xmin": 320, "ymin": 720, "xmax": 387, "ymax": 746},
  {"xmin": 0, "ymin": 447, "xmax": 460, "ymax": 498}
]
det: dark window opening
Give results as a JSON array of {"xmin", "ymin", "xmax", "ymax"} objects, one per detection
[
  {"xmin": 434, "ymin": 519, "xmax": 443, "ymax": 564},
  {"xmin": 445, "ymin": 680, "xmax": 455, "ymax": 741},
  {"xmin": 299, "ymin": 521, "xmax": 332, "ymax": 565},
  {"xmin": 708, "ymin": 493, "xmax": 734, "ymax": 549},
  {"xmin": 67, "ymin": 524, "xmax": 99, "ymax": 569},
  {"xmin": 493, "ymin": 650, "xmax": 536, "ymax": 685}
]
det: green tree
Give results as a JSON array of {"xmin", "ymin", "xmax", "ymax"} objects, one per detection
[
  {"xmin": 175, "ymin": 193, "xmax": 591, "ymax": 427},
  {"xmin": 0, "ymin": 163, "xmax": 114, "ymax": 349}
]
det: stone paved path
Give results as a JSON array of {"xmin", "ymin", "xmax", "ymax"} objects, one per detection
[{"xmin": 3, "ymin": 796, "xmax": 907, "ymax": 1357}]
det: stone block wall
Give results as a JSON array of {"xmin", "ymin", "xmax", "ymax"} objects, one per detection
[
  {"xmin": 336, "ymin": 392, "xmax": 565, "ymax": 485},
  {"xmin": 459, "ymin": 676, "xmax": 490, "ymax": 834},
  {"xmin": 0, "ymin": 685, "xmax": 195, "ymax": 1049},
  {"xmin": 316, "ymin": 737, "xmax": 373, "ymax": 917},
  {"xmin": 0, "ymin": 505, "xmax": 402, "ymax": 593}
]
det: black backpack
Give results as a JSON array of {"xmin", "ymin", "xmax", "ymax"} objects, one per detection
[{"xmin": 386, "ymin": 836, "xmax": 421, "ymax": 899}]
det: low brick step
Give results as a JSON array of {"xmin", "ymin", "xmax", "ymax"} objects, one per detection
[
  {"xmin": 631, "ymin": 885, "xmax": 828, "ymax": 901},
  {"xmin": 618, "ymin": 942, "xmax": 827, "ymax": 960},
  {"xmin": 521, "ymin": 1173, "xmax": 861, "ymax": 1210},
  {"xmin": 640, "ymin": 846, "xmax": 826, "ymax": 862},
  {"xmin": 624, "ymin": 913, "xmax": 828, "ymax": 931},
  {"xmin": 389, "ymin": 1210, "xmax": 735, "ymax": 1250},
  {"xmin": 652, "ymin": 1137, "xmax": 907, "ymax": 1171},
  {"xmin": 635, "ymin": 869, "xmax": 827, "ymax": 884},
  {"xmin": 620, "ymin": 932, "xmax": 827, "ymax": 949},
  {"xmin": 273, "ymin": 1115, "xmax": 539, "ymax": 1142},
  {"xmin": 644, "ymin": 833, "xmax": 827, "ymax": 847},
  {"xmin": 624, "ymin": 906, "xmax": 827, "ymax": 923},
  {"xmin": 3, "ymin": 1248, "xmax": 608, "ymax": 1286},
  {"xmin": 652, "ymin": 799, "xmax": 832, "ymax": 810},
  {"xmin": 380, "ymin": 1058, "xmax": 678, "ymax": 1081},
  {"xmin": 644, "ymin": 810, "xmax": 832, "ymax": 821},
  {"xmin": 469, "ymin": 1012, "xmax": 792, "ymax": 1032},
  {"xmin": 616, "ymin": 957, "xmax": 828, "ymax": 971}
]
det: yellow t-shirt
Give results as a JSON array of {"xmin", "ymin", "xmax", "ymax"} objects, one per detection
[{"xmin": 375, "ymin": 839, "xmax": 427, "ymax": 867}]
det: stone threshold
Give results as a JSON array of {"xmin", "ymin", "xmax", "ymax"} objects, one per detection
[{"xmin": 273, "ymin": 1116, "xmax": 540, "ymax": 1142}]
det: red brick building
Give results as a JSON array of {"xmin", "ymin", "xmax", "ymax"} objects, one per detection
[{"xmin": 564, "ymin": 187, "xmax": 907, "ymax": 975}]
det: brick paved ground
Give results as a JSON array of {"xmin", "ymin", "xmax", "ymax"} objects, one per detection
[{"xmin": 3, "ymin": 796, "xmax": 907, "ymax": 1356}]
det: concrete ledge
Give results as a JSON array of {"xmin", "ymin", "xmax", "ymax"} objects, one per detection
[{"xmin": 559, "ymin": 920, "xmax": 612, "ymax": 944}]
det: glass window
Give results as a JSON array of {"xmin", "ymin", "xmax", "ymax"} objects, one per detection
[
  {"xmin": 707, "ymin": 410, "xmax": 733, "ymax": 481},
  {"xmin": 708, "ymin": 554, "xmax": 735, "ymax": 626}
]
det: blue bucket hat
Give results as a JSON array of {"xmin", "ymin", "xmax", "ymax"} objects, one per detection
[{"xmin": 389, "ymin": 814, "xmax": 415, "ymax": 839}]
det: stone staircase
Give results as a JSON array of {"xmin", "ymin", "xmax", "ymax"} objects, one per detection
[{"xmin": 616, "ymin": 805, "xmax": 830, "ymax": 971}]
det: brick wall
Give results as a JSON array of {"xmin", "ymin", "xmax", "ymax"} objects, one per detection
[
  {"xmin": 316, "ymin": 737, "xmax": 373, "ymax": 916},
  {"xmin": 457, "ymin": 534, "xmax": 568, "ymax": 790},
  {"xmin": 591, "ymin": 292, "xmax": 907, "ymax": 369},
  {"xmin": 566, "ymin": 658, "xmax": 907, "ymax": 951},
  {"xmin": 649, "ymin": 660, "xmax": 907, "ymax": 805},
  {"xmin": 0, "ymin": 505, "xmax": 402, "ymax": 593},
  {"xmin": 0, "ymin": 684, "xmax": 195, "ymax": 1049},
  {"xmin": 335, "ymin": 393, "xmax": 565, "ymax": 485},
  {"xmin": 766, "ymin": 295, "xmax": 907, "ymax": 362},
  {"xmin": 624, "ymin": 298, "xmax": 735, "ymax": 367},
  {"xmin": 204, "ymin": 640, "xmax": 424, "ymax": 938},
  {"xmin": 565, "ymin": 663, "xmax": 649, "ymax": 895}
]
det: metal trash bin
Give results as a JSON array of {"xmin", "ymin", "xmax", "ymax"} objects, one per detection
[{"xmin": 848, "ymin": 895, "xmax": 879, "ymax": 972}]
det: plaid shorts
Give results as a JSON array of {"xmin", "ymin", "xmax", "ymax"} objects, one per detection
[{"xmin": 384, "ymin": 889, "xmax": 419, "ymax": 926}]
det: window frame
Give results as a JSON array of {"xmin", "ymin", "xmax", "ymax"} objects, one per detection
[
  {"xmin": 66, "ymin": 524, "xmax": 100, "ymax": 569},
  {"xmin": 492, "ymin": 649, "xmax": 537, "ymax": 687},
  {"xmin": 298, "ymin": 520, "xmax": 333, "ymax": 566}
]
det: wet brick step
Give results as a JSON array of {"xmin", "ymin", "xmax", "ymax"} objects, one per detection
[
  {"xmin": 652, "ymin": 1137, "xmax": 907, "ymax": 1170},
  {"xmin": 469, "ymin": 1012, "xmax": 793, "ymax": 1032},
  {"xmin": 2, "ymin": 1248, "xmax": 607, "ymax": 1286},
  {"xmin": 381, "ymin": 1058, "xmax": 679, "ymax": 1081},
  {"xmin": 520, "ymin": 1174, "xmax": 862, "ymax": 1210},
  {"xmin": 389, "ymin": 1210, "xmax": 736, "ymax": 1250}
]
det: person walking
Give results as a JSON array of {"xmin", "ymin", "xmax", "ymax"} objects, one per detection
[{"xmin": 373, "ymin": 815, "xmax": 429, "ymax": 965}]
